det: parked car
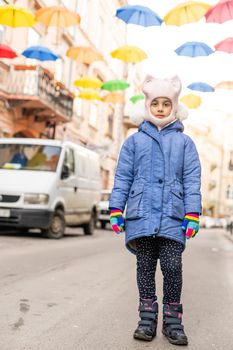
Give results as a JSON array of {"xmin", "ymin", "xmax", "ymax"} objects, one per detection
[
  {"xmin": 0, "ymin": 138, "xmax": 101, "ymax": 238},
  {"xmin": 97, "ymin": 190, "xmax": 111, "ymax": 229}
]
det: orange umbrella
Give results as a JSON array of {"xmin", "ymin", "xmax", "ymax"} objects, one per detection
[
  {"xmin": 102, "ymin": 92, "xmax": 125, "ymax": 104},
  {"xmin": 66, "ymin": 46, "xmax": 103, "ymax": 64},
  {"xmin": 215, "ymin": 81, "xmax": 233, "ymax": 90},
  {"xmin": 35, "ymin": 6, "xmax": 80, "ymax": 27}
]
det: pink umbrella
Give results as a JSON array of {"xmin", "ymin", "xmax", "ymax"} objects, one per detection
[
  {"xmin": 214, "ymin": 37, "xmax": 233, "ymax": 53},
  {"xmin": 0, "ymin": 43, "xmax": 17, "ymax": 58},
  {"xmin": 205, "ymin": 0, "xmax": 233, "ymax": 23}
]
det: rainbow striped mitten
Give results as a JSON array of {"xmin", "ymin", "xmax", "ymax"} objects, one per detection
[
  {"xmin": 110, "ymin": 208, "xmax": 124, "ymax": 234},
  {"xmin": 182, "ymin": 213, "xmax": 199, "ymax": 239}
]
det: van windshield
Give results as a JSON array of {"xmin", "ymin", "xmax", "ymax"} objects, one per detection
[{"xmin": 0, "ymin": 144, "xmax": 61, "ymax": 172}]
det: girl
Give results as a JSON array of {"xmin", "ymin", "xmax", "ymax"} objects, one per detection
[{"xmin": 109, "ymin": 75, "xmax": 201, "ymax": 346}]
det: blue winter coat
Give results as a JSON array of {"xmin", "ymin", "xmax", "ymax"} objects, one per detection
[{"xmin": 109, "ymin": 120, "xmax": 202, "ymax": 254}]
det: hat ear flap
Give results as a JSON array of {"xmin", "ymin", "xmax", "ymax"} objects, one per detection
[
  {"xmin": 170, "ymin": 75, "xmax": 182, "ymax": 94},
  {"xmin": 142, "ymin": 74, "xmax": 155, "ymax": 96}
]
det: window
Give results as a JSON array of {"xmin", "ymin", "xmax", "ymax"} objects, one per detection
[
  {"xmin": 64, "ymin": 148, "xmax": 75, "ymax": 173},
  {"xmin": 107, "ymin": 113, "xmax": 114, "ymax": 138},
  {"xmin": 27, "ymin": 28, "xmax": 41, "ymax": 46},
  {"xmin": 89, "ymin": 103, "xmax": 97, "ymax": 128},
  {"xmin": 0, "ymin": 25, "xmax": 4, "ymax": 43}
]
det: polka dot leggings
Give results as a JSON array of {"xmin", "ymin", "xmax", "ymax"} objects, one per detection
[{"xmin": 136, "ymin": 236, "xmax": 184, "ymax": 304}]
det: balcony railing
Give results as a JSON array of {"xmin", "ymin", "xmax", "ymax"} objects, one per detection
[{"xmin": 0, "ymin": 63, "xmax": 74, "ymax": 121}]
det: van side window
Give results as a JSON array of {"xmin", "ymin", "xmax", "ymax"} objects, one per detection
[{"xmin": 64, "ymin": 148, "xmax": 75, "ymax": 173}]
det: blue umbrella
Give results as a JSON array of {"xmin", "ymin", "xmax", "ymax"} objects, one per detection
[
  {"xmin": 22, "ymin": 45, "xmax": 59, "ymax": 61},
  {"xmin": 175, "ymin": 41, "xmax": 214, "ymax": 57},
  {"xmin": 116, "ymin": 5, "xmax": 163, "ymax": 27},
  {"xmin": 187, "ymin": 82, "xmax": 214, "ymax": 92}
]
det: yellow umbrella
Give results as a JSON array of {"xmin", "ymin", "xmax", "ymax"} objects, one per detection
[
  {"xmin": 77, "ymin": 89, "xmax": 102, "ymax": 101},
  {"xmin": 180, "ymin": 94, "xmax": 202, "ymax": 108},
  {"xmin": 35, "ymin": 6, "xmax": 80, "ymax": 27},
  {"xmin": 111, "ymin": 45, "xmax": 147, "ymax": 63},
  {"xmin": 215, "ymin": 81, "xmax": 233, "ymax": 90},
  {"xmin": 74, "ymin": 76, "xmax": 103, "ymax": 89},
  {"xmin": 0, "ymin": 5, "xmax": 35, "ymax": 27},
  {"xmin": 102, "ymin": 92, "xmax": 125, "ymax": 104},
  {"xmin": 164, "ymin": 1, "xmax": 211, "ymax": 26},
  {"xmin": 66, "ymin": 46, "xmax": 103, "ymax": 64}
]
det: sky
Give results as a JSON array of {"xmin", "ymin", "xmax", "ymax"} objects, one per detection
[{"xmin": 126, "ymin": 0, "xmax": 233, "ymax": 114}]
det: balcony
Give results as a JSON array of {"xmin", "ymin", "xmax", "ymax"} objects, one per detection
[{"xmin": 0, "ymin": 62, "xmax": 74, "ymax": 123}]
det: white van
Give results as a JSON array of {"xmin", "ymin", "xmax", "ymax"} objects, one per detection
[{"xmin": 0, "ymin": 138, "xmax": 101, "ymax": 238}]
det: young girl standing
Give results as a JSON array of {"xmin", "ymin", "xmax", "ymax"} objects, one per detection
[{"xmin": 109, "ymin": 75, "xmax": 201, "ymax": 346}]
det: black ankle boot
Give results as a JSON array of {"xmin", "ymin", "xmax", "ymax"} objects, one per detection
[
  {"xmin": 162, "ymin": 303, "xmax": 188, "ymax": 345},
  {"xmin": 133, "ymin": 298, "xmax": 158, "ymax": 341}
]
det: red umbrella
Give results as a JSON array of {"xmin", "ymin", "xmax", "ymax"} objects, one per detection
[
  {"xmin": 0, "ymin": 43, "xmax": 17, "ymax": 58},
  {"xmin": 205, "ymin": 0, "xmax": 233, "ymax": 23},
  {"xmin": 214, "ymin": 37, "xmax": 233, "ymax": 53}
]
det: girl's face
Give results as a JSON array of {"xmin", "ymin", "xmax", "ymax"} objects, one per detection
[{"xmin": 150, "ymin": 97, "xmax": 172, "ymax": 119}]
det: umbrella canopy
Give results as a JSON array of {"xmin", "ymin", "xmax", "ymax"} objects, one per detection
[
  {"xmin": 102, "ymin": 92, "xmax": 125, "ymax": 104},
  {"xmin": 0, "ymin": 5, "xmax": 35, "ymax": 27},
  {"xmin": 101, "ymin": 79, "xmax": 130, "ymax": 92},
  {"xmin": 187, "ymin": 82, "xmax": 214, "ymax": 92},
  {"xmin": 164, "ymin": 1, "xmax": 211, "ymax": 26},
  {"xmin": 116, "ymin": 5, "xmax": 163, "ymax": 26},
  {"xmin": 66, "ymin": 46, "xmax": 103, "ymax": 64},
  {"xmin": 175, "ymin": 41, "xmax": 214, "ymax": 57},
  {"xmin": 77, "ymin": 89, "xmax": 102, "ymax": 101},
  {"xmin": 73, "ymin": 76, "xmax": 102, "ymax": 89},
  {"xmin": 111, "ymin": 45, "xmax": 147, "ymax": 63},
  {"xmin": 130, "ymin": 94, "xmax": 145, "ymax": 103},
  {"xmin": 0, "ymin": 43, "xmax": 17, "ymax": 58},
  {"xmin": 215, "ymin": 81, "xmax": 233, "ymax": 90},
  {"xmin": 214, "ymin": 37, "xmax": 233, "ymax": 53},
  {"xmin": 205, "ymin": 0, "xmax": 233, "ymax": 23},
  {"xmin": 180, "ymin": 94, "xmax": 202, "ymax": 108},
  {"xmin": 22, "ymin": 46, "xmax": 59, "ymax": 61},
  {"xmin": 35, "ymin": 6, "xmax": 80, "ymax": 27}
]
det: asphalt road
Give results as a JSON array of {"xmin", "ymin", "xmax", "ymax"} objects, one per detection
[{"xmin": 0, "ymin": 226, "xmax": 232, "ymax": 350}]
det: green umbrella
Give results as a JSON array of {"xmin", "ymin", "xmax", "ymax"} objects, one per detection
[
  {"xmin": 130, "ymin": 94, "xmax": 145, "ymax": 104},
  {"xmin": 101, "ymin": 79, "xmax": 129, "ymax": 92}
]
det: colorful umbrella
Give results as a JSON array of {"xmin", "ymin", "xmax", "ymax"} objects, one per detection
[
  {"xmin": 22, "ymin": 45, "xmax": 59, "ymax": 61},
  {"xmin": 205, "ymin": 0, "xmax": 233, "ymax": 23},
  {"xmin": 180, "ymin": 94, "xmax": 202, "ymax": 108},
  {"xmin": 101, "ymin": 79, "xmax": 130, "ymax": 92},
  {"xmin": 215, "ymin": 81, "xmax": 233, "ymax": 90},
  {"xmin": 187, "ymin": 82, "xmax": 214, "ymax": 92},
  {"xmin": 130, "ymin": 94, "xmax": 145, "ymax": 103},
  {"xmin": 102, "ymin": 92, "xmax": 125, "ymax": 104},
  {"xmin": 164, "ymin": 1, "xmax": 211, "ymax": 26},
  {"xmin": 73, "ymin": 76, "xmax": 102, "ymax": 89},
  {"xmin": 66, "ymin": 46, "xmax": 103, "ymax": 64},
  {"xmin": 175, "ymin": 41, "xmax": 214, "ymax": 57},
  {"xmin": 35, "ymin": 6, "xmax": 80, "ymax": 27},
  {"xmin": 77, "ymin": 89, "xmax": 102, "ymax": 101},
  {"xmin": 116, "ymin": 5, "xmax": 163, "ymax": 26},
  {"xmin": 111, "ymin": 45, "xmax": 147, "ymax": 63},
  {"xmin": 0, "ymin": 4, "xmax": 35, "ymax": 27},
  {"xmin": 0, "ymin": 43, "xmax": 17, "ymax": 58},
  {"xmin": 214, "ymin": 37, "xmax": 233, "ymax": 53}
]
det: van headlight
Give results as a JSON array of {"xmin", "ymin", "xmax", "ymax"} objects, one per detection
[{"xmin": 24, "ymin": 194, "xmax": 49, "ymax": 205}]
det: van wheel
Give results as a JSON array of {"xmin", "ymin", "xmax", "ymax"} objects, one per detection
[
  {"xmin": 101, "ymin": 222, "xmax": 106, "ymax": 229},
  {"xmin": 83, "ymin": 212, "xmax": 96, "ymax": 235},
  {"xmin": 42, "ymin": 209, "xmax": 65, "ymax": 239}
]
